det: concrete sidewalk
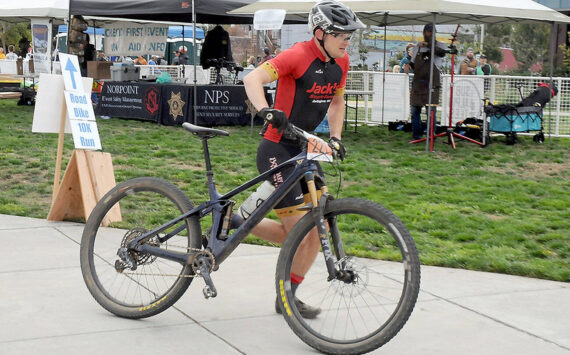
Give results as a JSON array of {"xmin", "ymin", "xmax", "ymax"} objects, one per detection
[{"xmin": 0, "ymin": 214, "xmax": 568, "ymax": 355}]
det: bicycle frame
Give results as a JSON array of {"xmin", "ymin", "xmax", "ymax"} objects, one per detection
[{"xmin": 127, "ymin": 141, "xmax": 323, "ymax": 267}]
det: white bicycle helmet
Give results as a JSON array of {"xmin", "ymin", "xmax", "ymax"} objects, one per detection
[{"xmin": 309, "ymin": 0, "xmax": 365, "ymax": 34}]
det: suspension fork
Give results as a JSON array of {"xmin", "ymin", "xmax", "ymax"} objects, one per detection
[{"xmin": 305, "ymin": 173, "xmax": 338, "ymax": 281}]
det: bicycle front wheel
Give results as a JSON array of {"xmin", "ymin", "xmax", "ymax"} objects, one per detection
[
  {"xmin": 276, "ymin": 198, "xmax": 420, "ymax": 354},
  {"xmin": 80, "ymin": 177, "xmax": 201, "ymax": 319}
]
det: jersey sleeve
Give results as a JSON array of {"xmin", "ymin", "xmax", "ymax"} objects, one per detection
[{"xmin": 260, "ymin": 45, "xmax": 302, "ymax": 82}]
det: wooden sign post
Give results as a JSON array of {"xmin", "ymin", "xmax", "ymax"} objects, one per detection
[{"xmin": 33, "ymin": 54, "xmax": 121, "ymax": 226}]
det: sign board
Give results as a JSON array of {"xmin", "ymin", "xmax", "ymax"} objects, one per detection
[
  {"xmin": 33, "ymin": 73, "xmax": 93, "ymax": 133},
  {"xmin": 103, "ymin": 22, "xmax": 169, "ymax": 56},
  {"xmin": 64, "ymin": 91, "xmax": 102, "ymax": 150},
  {"xmin": 31, "ymin": 18, "xmax": 52, "ymax": 74},
  {"xmin": 441, "ymin": 76, "xmax": 484, "ymax": 125},
  {"xmin": 371, "ymin": 73, "xmax": 410, "ymax": 123},
  {"xmin": 254, "ymin": 9, "xmax": 286, "ymax": 30},
  {"xmin": 59, "ymin": 53, "xmax": 84, "ymax": 92}
]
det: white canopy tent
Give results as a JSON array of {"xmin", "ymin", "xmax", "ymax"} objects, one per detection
[
  {"xmin": 231, "ymin": 0, "xmax": 570, "ymax": 25},
  {"xmin": 0, "ymin": 0, "xmax": 69, "ymax": 23}
]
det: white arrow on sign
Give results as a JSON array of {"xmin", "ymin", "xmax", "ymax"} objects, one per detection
[{"xmin": 59, "ymin": 53, "xmax": 84, "ymax": 93}]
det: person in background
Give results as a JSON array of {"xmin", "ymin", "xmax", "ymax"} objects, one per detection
[
  {"xmin": 401, "ymin": 43, "xmax": 415, "ymax": 74},
  {"xmin": 259, "ymin": 47, "xmax": 273, "ymax": 65},
  {"xmin": 96, "ymin": 51, "xmax": 107, "ymax": 61},
  {"xmin": 179, "ymin": 48, "xmax": 190, "ymax": 65},
  {"xmin": 6, "ymin": 45, "xmax": 19, "ymax": 60},
  {"xmin": 460, "ymin": 47, "xmax": 477, "ymax": 75},
  {"xmin": 477, "ymin": 54, "xmax": 491, "ymax": 92},
  {"xmin": 81, "ymin": 33, "xmax": 96, "ymax": 77},
  {"xmin": 246, "ymin": 56, "xmax": 256, "ymax": 68},
  {"xmin": 171, "ymin": 50, "xmax": 180, "ymax": 65},
  {"xmin": 134, "ymin": 55, "xmax": 148, "ymax": 65},
  {"xmin": 148, "ymin": 55, "xmax": 158, "ymax": 66},
  {"xmin": 0, "ymin": 48, "xmax": 6, "ymax": 60},
  {"xmin": 476, "ymin": 54, "xmax": 491, "ymax": 75},
  {"xmin": 393, "ymin": 64, "xmax": 401, "ymax": 73},
  {"xmin": 409, "ymin": 23, "xmax": 457, "ymax": 140}
]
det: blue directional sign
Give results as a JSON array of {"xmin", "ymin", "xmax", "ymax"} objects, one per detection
[{"xmin": 59, "ymin": 53, "xmax": 84, "ymax": 92}]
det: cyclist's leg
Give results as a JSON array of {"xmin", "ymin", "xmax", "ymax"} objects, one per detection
[{"xmin": 250, "ymin": 213, "xmax": 320, "ymax": 277}]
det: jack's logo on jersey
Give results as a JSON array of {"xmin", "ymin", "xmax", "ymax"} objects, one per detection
[{"xmin": 307, "ymin": 82, "xmax": 339, "ymax": 95}]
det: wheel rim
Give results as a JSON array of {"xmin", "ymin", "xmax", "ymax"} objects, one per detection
[
  {"xmin": 87, "ymin": 186, "xmax": 193, "ymax": 309},
  {"xmin": 284, "ymin": 208, "xmax": 418, "ymax": 344}
]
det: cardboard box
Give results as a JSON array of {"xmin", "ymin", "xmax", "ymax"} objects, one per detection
[{"xmin": 87, "ymin": 61, "xmax": 113, "ymax": 80}]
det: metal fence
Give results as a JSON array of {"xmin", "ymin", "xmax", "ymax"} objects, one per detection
[{"xmin": 345, "ymin": 71, "xmax": 570, "ymax": 137}]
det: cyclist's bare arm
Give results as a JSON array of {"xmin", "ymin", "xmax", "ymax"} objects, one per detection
[
  {"xmin": 243, "ymin": 67, "xmax": 273, "ymax": 111},
  {"xmin": 327, "ymin": 94, "xmax": 345, "ymax": 140}
]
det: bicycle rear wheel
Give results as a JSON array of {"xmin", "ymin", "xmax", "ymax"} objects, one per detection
[
  {"xmin": 276, "ymin": 198, "xmax": 420, "ymax": 354},
  {"xmin": 80, "ymin": 177, "xmax": 201, "ymax": 319}
]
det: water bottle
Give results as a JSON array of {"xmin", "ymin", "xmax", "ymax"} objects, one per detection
[{"xmin": 238, "ymin": 181, "xmax": 275, "ymax": 219}]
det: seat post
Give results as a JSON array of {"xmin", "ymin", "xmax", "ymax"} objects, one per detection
[{"xmin": 201, "ymin": 138, "xmax": 218, "ymax": 198}]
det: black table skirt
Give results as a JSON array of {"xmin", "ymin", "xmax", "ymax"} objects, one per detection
[{"xmin": 96, "ymin": 81, "xmax": 271, "ymax": 126}]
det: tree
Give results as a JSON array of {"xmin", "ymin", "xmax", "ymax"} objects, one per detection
[
  {"xmin": 3, "ymin": 22, "xmax": 31, "ymax": 48},
  {"xmin": 481, "ymin": 24, "xmax": 511, "ymax": 64},
  {"xmin": 511, "ymin": 23, "xmax": 549, "ymax": 72}
]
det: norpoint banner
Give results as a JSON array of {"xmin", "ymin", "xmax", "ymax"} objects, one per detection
[{"xmin": 103, "ymin": 22, "xmax": 168, "ymax": 56}]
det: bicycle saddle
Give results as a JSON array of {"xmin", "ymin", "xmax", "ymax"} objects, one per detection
[{"xmin": 182, "ymin": 122, "xmax": 229, "ymax": 137}]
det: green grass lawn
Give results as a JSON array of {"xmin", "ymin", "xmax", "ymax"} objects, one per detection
[{"xmin": 1, "ymin": 99, "xmax": 568, "ymax": 281}]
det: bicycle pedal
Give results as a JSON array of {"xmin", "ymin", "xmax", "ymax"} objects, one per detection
[{"xmin": 203, "ymin": 285, "xmax": 217, "ymax": 298}]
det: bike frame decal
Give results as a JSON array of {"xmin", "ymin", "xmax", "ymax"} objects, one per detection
[{"xmin": 279, "ymin": 279, "xmax": 292, "ymax": 316}]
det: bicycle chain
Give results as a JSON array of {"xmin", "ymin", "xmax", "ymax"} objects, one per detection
[{"xmin": 122, "ymin": 246, "xmax": 213, "ymax": 279}]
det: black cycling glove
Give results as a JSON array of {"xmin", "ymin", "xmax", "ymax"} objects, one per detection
[
  {"xmin": 329, "ymin": 137, "xmax": 346, "ymax": 161},
  {"xmin": 259, "ymin": 108, "xmax": 289, "ymax": 134}
]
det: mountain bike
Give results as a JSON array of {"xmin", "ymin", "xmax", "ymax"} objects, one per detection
[{"xmin": 80, "ymin": 114, "xmax": 421, "ymax": 354}]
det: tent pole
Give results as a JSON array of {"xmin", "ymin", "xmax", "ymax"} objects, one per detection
[
  {"xmin": 425, "ymin": 13, "xmax": 437, "ymax": 152},
  {"xmin": 381, "ymin": 13, "xmax": 387, "ymax": 126},
  {"xmin": 192, "ymin": 0, "xmax": 198, "ymax": 125},
  {"xmin": 548, "ymin": 21, "xmax": 556, "ymax": 142},
  {"xmin": 66, "ymin": 0, "xmax": 71, "ymax": 54}
]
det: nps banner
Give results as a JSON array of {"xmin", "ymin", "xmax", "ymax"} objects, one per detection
[{"xmin": 103, "ymin": 22, "xmax": 168, "ymax": 56}]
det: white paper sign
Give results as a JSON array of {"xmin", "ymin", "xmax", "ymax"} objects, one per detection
[
  {"xmin": 69, "ymin": 119, "xmax": 102, "ymax": 150},
  {"xmin": 441, "ymin": 77, "xmax": 485, "ymax": 125},
  {"xmin": 103, "ymin": 22, "xmax": 168, "ymax": 56},
  {"xmin": 254, "ymin": 9, "xmax": 286, "ymax": 30},
  {"xmin": 33, "ymin": 74, "xmax": 93, "ymax": 133},
  {"xmin": 58, "ymin": 53, "xmax": 84, "ymax": 92},
  {"xmin": 64, "ymin": 91, "xmax": 97, "ymax": 121},
  {"xmin": 64, "ymin": 90, "xmax": 101, "ymax": 150},
  {"xmin": 371, "ymin": 73, "xmax": 410, "ymax": 123}
]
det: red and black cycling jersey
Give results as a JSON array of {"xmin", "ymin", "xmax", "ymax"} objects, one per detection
[{"xmin": 261, "ymin": 39, "xmax": 349, "ymax": 143}]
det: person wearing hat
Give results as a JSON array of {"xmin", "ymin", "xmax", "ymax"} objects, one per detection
[
  {"xmin": 178, "ymin": 47, "xmax": 189, "ymax": 65},
  {"xmin": 460, "ymin": 47, "xmax": 477, "ymax": 75},
  {"xmin": 476, "ymin": 54, "xmax": 491, "ymax": 75},
  {"xmin": 409, "ymin": 23, "xmax": 457, "ymax": 140}
]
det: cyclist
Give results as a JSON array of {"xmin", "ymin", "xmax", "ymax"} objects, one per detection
[{"xmin": 242, "ymin": 0, "xmax": 365, "ymax": 319}]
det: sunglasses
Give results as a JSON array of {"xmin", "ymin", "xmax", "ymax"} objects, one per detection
[{"xmin": 329, "ymin": 32, "xmax": 353, "ymax": 42}]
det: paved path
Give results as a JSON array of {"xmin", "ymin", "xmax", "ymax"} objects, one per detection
[{"xmin": 0, "ymin": 214, "xmax": 568, "ymax": 354}]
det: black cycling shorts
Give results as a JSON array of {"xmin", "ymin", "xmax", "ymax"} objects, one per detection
[{"xmin": 256, "ymin": 138, "xmax": 323, "ymax": 217}]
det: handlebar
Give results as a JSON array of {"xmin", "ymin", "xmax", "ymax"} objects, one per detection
[{"xmin": 263, "ymin": 110, "xmax": 341, "ymax": 159}]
